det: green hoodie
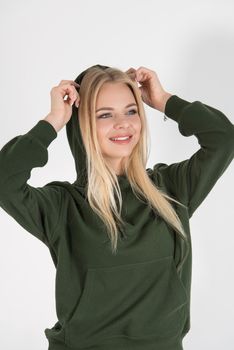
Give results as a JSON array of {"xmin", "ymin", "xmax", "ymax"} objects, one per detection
[{"xmin": 0, "ymin": 66, "xmax": 234, "ymax": 350}]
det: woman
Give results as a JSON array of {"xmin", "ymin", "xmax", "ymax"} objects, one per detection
[{"xmin": 0, "ymin": 64, "xmax": 233, "ymax": 350}]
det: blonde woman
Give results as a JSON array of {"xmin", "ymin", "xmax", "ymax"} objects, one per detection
[{"xmin": 0, "ymin": 64, "xmax": 233, "ymax": 350}]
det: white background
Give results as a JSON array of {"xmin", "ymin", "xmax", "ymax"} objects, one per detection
[{"xmin": 0, "ymin": 0, "xmax": 233, "ymax": 349}]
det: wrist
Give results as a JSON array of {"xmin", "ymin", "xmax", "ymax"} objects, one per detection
[
  {"xmin": 43, "ymin": 113, "xmax": 64, "ymax": 133},
  {"xmin": 155, "ymin": 92, "xmax": 173, "ymax": 113}
]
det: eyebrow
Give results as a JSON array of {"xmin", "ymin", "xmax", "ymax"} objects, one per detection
[{"xmin": 96, "ymin": 103, "xmax": 137, "ymax": 113}]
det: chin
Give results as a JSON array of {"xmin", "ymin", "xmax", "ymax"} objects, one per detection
[{"xmin": 105, "ymin": 152, "xmax": 132, "ymax": 159}]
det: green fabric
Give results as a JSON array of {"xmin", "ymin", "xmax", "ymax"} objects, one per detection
[{"xmin": 1, "ymin": 67, "xmax": 234, "ymax": 349}]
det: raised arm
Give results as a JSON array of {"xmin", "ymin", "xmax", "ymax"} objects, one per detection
[
  {"xmin": 0, "ymin": 79, "xmax": 80, "ymax": 247},
  {"xmin": 153, "ymin": 95, "xmax": 234, "ymax": 218},
  {"xmin": 0, "ymin": 120, "xmax": 64, "ymax": 246}
]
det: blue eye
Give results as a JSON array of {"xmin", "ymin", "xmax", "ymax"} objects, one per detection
[
  {"xmin": 128, "ymin": 109, "xmax": 138, "ymax": 115},
  {"xmin": 97, "ymin": 109, "xmax": 138, "ymax": 119}
]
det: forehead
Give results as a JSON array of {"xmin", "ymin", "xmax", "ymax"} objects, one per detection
[{"xmin": 96, "ymin": 82, "xmax": 135, "ymax": 107}]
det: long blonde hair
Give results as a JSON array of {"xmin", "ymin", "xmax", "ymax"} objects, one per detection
[{"xmin": 77, "ymin": 66, "xmax": 188, "ymax": 257}]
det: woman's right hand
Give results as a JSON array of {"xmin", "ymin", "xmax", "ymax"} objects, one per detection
[{"xmin": 44, "ymin": 80, "xmax": 80, "ymax": 132}]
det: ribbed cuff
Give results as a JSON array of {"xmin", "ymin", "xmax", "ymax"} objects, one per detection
[
  {"xmin": 27, "ymin": 119, "xmax": 58, "ymax": 148},
  {"xmin": 164, "ymin": 95, "xmax": 192, "ymax": 123}
]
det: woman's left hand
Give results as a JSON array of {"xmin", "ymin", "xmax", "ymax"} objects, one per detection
[{"xmin": 125, "ymin": 66, "xmax": 172, "ymax": 112}]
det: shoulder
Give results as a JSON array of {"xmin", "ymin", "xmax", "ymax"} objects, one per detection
[{"xmin": 147, "ymin": 163, "xmax": 170, "ymax": 188}]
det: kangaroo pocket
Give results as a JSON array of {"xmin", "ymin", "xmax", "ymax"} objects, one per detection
[{"xmin": 65, "ymin": 255, "xmax": 188, "ymax": 348}]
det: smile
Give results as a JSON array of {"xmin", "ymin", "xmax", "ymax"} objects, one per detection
[{"xmin": 109, "ymin": 135, "xmax": 133, "ymax": 144}]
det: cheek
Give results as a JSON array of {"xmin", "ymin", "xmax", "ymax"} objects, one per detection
[
  {"xmin": 134, "ymin": 119, "xmax": 142, "ymax": 135},
  {"xmin": 96, "ymin": 123, "xmax": 111, "ymax": 143}
]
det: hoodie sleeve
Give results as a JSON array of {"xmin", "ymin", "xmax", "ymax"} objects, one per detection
[
  {"xmin": 0, "ymin": 120, "xmax": 63, "ymax": 247},
  {"xmin": 153, "ymin": 95, "xmax": 234, "ymax": 219}
]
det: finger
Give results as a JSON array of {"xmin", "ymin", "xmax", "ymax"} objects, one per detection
[
  {"xmin": 73, "ymin": 81, "xmax": 80, "ymax": 87},
  {"xmin": 59, "ymin": 79, "xmax": 79, "ymax": 85},
  {"xmin": 60, "ymin": 84, "xmax": 79, "ymax": 95},
  {"xmin": 75, "ymin": 98, "xmax": 80, "ymax": 108},
  {"xmin": 135, "ymin": 67, "xmax": 155, "ymax": 80},
  {"xmin": 69, "ymin": 92, "xmax": 79, "ymax": 106},
  {"xmin": 54, "ymin": 82, "xmax": 80, "ymax": 106},
  {"xmin": 135, "ymin": 69, "xmax": 151, "ymax": 84},
  {"xmin": 125, "ymin": 68, "xmax": 136, "ymax": 76},
  {"xmin": 59, "ymin": 85, "xmax": 79, "ymax": 105},
  {"xmin": 127, "ymin": 72, "xmax": 136, "ymax": 79},
  {"xmin": 59, "ymin": 80, "xmax": 80, "ymax": 88},
  {"xmin": 137, "ymin": 66, "xmax": 154, "ymax": 73},
  {"xmin": 125, "ymin": 69, "xmax": 138, "ymax": 83},
  {"xmin": 125, "ymin": 67, "xmax": 136, "ymax": 73},
  {"xmin": 69, "ymin": 89, "xmax": 80, "ymax": 107}
]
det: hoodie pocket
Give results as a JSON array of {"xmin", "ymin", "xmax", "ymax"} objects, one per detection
[{"xmin": 65, "ymin": 255, "xmax": 188, "ymax": 348}]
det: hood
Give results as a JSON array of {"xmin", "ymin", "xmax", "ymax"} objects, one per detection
[
  {"xmin": 47, "ymin": 64, "xmax": 189, "ymax": 269},
  {"xmin": 66, "ymin": 64, "xmax": 128, "ymax": 190}
]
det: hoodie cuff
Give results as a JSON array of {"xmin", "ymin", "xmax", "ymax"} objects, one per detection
[
  {"xmin": 26, "ymin": 120, "xmax": 58, "ymax": 148},
  {"xmin": 164, "ymin": 95, "xmax": 192, "ymax": 123}
]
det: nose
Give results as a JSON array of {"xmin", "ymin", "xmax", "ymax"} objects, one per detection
[{"xmin": 113, "ymin": 115, "xmax": 131, "ymax": 128}]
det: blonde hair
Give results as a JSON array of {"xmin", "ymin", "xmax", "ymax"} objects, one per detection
[{"xmin": 77, "ymin": 66, "xmax": 188, "ymax": 261}]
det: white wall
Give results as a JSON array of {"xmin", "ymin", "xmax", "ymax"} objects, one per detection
[{"xmin": 0, "ymin": 0, "xmax": 233, "ymax": 349}]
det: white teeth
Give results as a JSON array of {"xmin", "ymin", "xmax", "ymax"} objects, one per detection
[{"xmin": 110, "ymin": 136, "xmax": 131, "ymax": 141}]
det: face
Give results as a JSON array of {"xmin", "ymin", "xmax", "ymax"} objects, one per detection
[{"xmin": 95, "ymin": 82, "xmax": 142, "ymax": 175}]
